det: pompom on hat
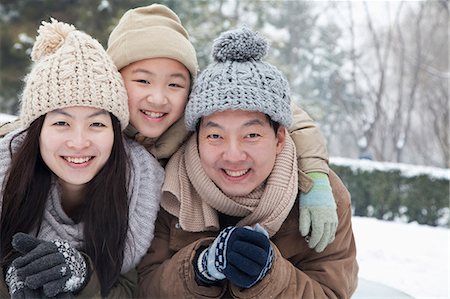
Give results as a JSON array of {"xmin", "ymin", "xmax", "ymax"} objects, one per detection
[
  {"xmin": 20, "ymin": 18, "xmax": 129, "ymax": 129},
  {"xmin": 185, "ymin": 27, "xmax": 292, "ymax": 131},
  {"xmin": 107, "ymin": 4, "xmax": 198, "ymax": 78}
]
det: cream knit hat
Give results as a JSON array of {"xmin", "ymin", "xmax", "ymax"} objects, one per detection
[
  {"xmin": 20, "ymin": 18, "xmax": 129, "ymax": 129},
  {"xmin": 107, "ymin": 4, "xmax": 198, "ymax": 78}
]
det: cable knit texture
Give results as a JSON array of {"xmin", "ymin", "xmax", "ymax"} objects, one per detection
[
  {"xmin": 185, "ymin": 27, "xmax": 292, "ymax": 131},
  {"xmin": 20, "ymin": 18, "xmax": 129, "ymax": 129},
  {"xmin": 161, "ymin": 132, "xmax": 298, "ymax": 237},
  {"xmin": 0, "ymin": 130, "xmax": 164, "ymax": 273}
]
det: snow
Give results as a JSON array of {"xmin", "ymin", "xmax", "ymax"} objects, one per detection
[
  {"xmin": 353, "ymin": 216, "xmax": 449, "ymax": 298},
  {"xmin": 331, "ymin": 157, "xmax": 450, "ymax": 180}
]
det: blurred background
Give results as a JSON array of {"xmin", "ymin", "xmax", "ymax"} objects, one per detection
[
  {"xmin": 0, "ymin": 1, "xmax": 449, "ymax": 297},
  {"xmin": 0, "ymin": 0, "xmax": 448, "ymax": 226}
]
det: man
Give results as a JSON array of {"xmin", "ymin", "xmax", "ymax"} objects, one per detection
[{"xmin": 137, "ymin": 27, "xmax": 358, "ymax": 298}]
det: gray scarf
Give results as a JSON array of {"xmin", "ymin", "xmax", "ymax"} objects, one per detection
[{"xmin": 0, "ymin": 130, "xmax": 164, "ymax": 273}]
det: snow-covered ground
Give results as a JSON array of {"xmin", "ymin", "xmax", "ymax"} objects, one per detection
[{"xmin": 353, "ymin": 216, "xmax": 449, "ymax": 298}]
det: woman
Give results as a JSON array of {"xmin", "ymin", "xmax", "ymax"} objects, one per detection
[{"xmin": 0, "ymin": 19, "xmax": 163, "ymax": 298}]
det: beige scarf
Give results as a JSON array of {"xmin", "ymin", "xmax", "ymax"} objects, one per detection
[
  {"xmin": 161, "ymin": 132, "xmax": 298, "ymax": 237},
  {"xmin": 124, "ymin": 117, "xmax": 191, "ymax": 162}
]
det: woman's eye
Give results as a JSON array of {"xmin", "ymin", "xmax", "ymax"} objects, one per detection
[
  {"xmin": 53, "ymin": 121, "xmax": 68, "ymax": 126},
  {"xmin": 91, "ymin": 122, "xmax": 106, "ymax": 127}
]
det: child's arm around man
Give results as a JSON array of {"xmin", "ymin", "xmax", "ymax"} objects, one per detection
[{"xmin": 137, "ymin": 27, "xmax": 358, "ymax": 299}]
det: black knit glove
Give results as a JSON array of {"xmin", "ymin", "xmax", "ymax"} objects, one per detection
[
  {"xmin": 11, "ymin": 233, "xmax": 86, "ymax": 297},
  {"xmin": 195, "ymin": 224, "xmax": 273, "ymax": 289}
]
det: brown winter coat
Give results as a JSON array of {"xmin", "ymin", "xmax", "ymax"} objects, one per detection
[{"xmin": 137, "ymin": 170, "xmax": 358, "ymax": 298}]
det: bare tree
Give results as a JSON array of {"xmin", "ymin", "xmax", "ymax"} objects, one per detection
[{"xmin": 329, "ymin": 0, "xmax": 448, "ymax": 167}]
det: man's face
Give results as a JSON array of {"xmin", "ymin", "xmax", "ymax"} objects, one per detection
[
  {"xmin": 120, "ymin": 58, "xmax": 190, "ymax": 138},
  {"xmin": 198, "ymin": 110, "xmax": 286, "ymax": 197}
]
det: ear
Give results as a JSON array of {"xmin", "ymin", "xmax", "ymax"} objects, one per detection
[{"xmin": 275, "ymin": 127, "xmax": 286, "ymax": 154}]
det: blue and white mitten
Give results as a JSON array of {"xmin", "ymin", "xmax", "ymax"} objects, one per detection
[
  {"xmin": 299, "ymin": 172, "xmax": 338, "ymax": 252},
  {"xmin": 195, "ymin": 224, "xmax": 273, "ymax": 288}
]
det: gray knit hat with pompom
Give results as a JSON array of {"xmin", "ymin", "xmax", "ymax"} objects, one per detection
[{"xmin": 185, "ymin": 26, "xmax": 292, "ymax": 131}]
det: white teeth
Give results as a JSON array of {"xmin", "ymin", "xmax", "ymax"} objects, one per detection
[
  {"xmin": 64, "ymin": 157, "xmax": 91, "ymax": 164},
  {"xmin": 142, "ymin": 110, "xmax": 164, "ymax": 118},
  {"xmin": 225, "ymin": 169, "xmax": 249, "ymax": 177}
]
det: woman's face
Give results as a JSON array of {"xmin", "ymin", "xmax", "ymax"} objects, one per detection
[{"xmin": 39, "ymin": 106, "xmax": 114, "ymax": 190}]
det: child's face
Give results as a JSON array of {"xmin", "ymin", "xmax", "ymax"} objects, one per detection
[
  {"xmin": 120, "ymin": 58, "xmax": 191, "ymax": 138},
  {"xmin": 39, "ymin": 106, "xmax": 114, "ymax": 190},
  {"xmin": 198, "ymin": 110, "xmax": 286, "ymax": 197}
]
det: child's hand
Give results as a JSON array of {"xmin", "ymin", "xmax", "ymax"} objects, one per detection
[{"xmin": 298, "ymin": 172, "xmax": 338, "ymax": 252}]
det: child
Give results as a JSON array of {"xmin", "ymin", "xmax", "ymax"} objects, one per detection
[
  {"xmin": 0, "ymin": 19, "xmax": 164, "ymax": 298},
  {"xmin": 107, "ymin": 4, "xmax": 338, "ymax": 253},
  {"xmin": 137, "ymin": 26, "xmax": 358, "ymax": 298}
]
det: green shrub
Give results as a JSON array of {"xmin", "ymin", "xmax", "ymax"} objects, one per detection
[{"xmin": 331, "ymin": 159, "xmax": 449, "ymax": 227}]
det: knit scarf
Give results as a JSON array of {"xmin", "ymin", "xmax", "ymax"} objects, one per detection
[
  {"xmin": 124, "ymin": 116, "xmax": 191, "ymax": 162},
  {"xmin": 161, "ymin": 132, "xmax": 298, "ymax": 237},
  {"xmin": 0, "ymin": 131, "xmax": 164, "ymax": 274}
]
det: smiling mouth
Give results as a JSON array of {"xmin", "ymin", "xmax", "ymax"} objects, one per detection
[
  {"xmin": 141, "ymin": 110, "xmax": 166, "ymax": 119},
  {"xmin": 224, "ymin": 169, "xmax": 250, "ymax": 177},
  {"xmin": 63, "ymin": 156, "xmax": 93, "ymax": 164}
]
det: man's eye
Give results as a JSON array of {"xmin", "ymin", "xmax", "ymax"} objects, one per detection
[
  {"xmin": 246, "ymin": 133, "xmax": 260, "ymax": 138},
  {"xmin": 208, "ymin": 134, "xmax": 221, "ymax": 139}
]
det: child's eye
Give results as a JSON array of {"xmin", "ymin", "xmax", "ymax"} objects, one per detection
[
  {"xmin": 135, "ymin": 79, "xmax": 150, "ymax": 84},
  {"xmin": 169, "ymin": 83, "xmax": 184, "ymax": 88}
]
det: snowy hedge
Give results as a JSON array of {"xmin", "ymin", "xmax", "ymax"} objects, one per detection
[{"xmin": 330, "ymin": 158, "xmax": 449, "ymax": 227}]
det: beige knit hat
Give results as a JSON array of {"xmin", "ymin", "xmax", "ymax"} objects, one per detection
[
  {"xmin": 20, "ymin": 18, "xmax": 129, "ymax": 129},
  {"xmin": 107, "ymin": 4, "xmax": 198, "ymax": 78}
]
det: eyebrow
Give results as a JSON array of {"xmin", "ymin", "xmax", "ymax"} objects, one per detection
[
  {"xmin": 202, "ymin": 118, "xmax": 266, "ymax": 129},
  {"xmin": 51, "ymin": 109, "xmax": 108, "ymax": 118},
  {"xmin": 132, "ymin": 68, "xmax": 188, "ymax": 80}
]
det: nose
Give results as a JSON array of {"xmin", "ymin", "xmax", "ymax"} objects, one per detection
[
  {"xmin": 66, "ymin": 128, "xmax": 91, "ymax": 149},
  {"xmin": 222, "ymin": 140, "xmax": 247, "ymax": 162},
  {"xmin": 146, "ymin": 87, "xmax": 168, "ymax": 106}
]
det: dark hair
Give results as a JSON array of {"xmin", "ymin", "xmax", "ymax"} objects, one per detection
[
  {"xmin": 0, "ymin": 113, "xmax": 129, "ymax": 297},
  {"xmin": 266, "ymin": 115, "xmax": 281, "ymax": 133},
  {"xmin": 195, "ymin": 113, "xmax": 281, "ymax": 134}
]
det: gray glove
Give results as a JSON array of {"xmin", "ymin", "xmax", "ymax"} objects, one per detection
[
  {"xmin": 12, "ymin": 233, "xmax": 87, "ymax": 297},
  {"xmin": 5, "ymin": 264, "xmax": 46, "ymax": 299}
]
